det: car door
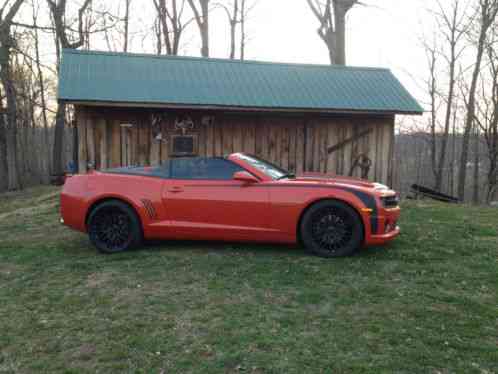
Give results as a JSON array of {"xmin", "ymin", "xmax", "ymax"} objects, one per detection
[{"xmin": 161, "ymin": 158, "xmax": 273, "ymax": 241}]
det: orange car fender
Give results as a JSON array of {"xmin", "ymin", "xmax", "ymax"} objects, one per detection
[
  {"xmin": 84, "ymin": 193, "xmax": 146, "ymax": 227},
  {"xmin": 297, "ymin": 187, "xmax": 377, "ymax": 239}
]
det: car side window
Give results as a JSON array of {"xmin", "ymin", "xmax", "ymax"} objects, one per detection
[
  {"xmin": 152, "ymin": 161, "xmax": 171, "ymax": 178},
  {"xmin": 170, "ymin": 158, "xmax": 244, "ymax": 180}
]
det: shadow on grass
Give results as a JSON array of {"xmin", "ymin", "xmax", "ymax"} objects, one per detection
[
  {"xmin": 141, "ymin": 239, "xmax": 392, "ymax": 260},
  {"xmin": 357, "ymin": 244, "xmax": 394, "ymax": 258},
  {"xmin": 61, "ymin": 232, "xmax": 391, "ymax": 261},
  {"xmin": 142, "ymin": 239, "xmax": 309, "ymax": 258}
]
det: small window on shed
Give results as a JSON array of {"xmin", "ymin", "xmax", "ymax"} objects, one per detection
[{"xmin": 170, "ymin": 134, "xmax": 198, "ymax": 157}]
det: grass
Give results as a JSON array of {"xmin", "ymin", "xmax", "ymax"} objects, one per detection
[{"xmin": 0, "ymin": 186, "xmax": 497, "ymax": 373}]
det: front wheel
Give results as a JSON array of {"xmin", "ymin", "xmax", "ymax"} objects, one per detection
[
  {"xmin": 300, "ymin": 200, "xmax": 364, "ymax": 258},
  {"xmin": 87, "ymin": 200, "xmax": 143, "ymax": 254}
]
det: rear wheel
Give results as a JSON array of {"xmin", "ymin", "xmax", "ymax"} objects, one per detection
[
  {"xmin": 300, "ymin": 200, "xmax": 364, "ymax": 258},
  {"xmin": 87, "ymin": 200, "xmax": 142, "ymax": 254}
]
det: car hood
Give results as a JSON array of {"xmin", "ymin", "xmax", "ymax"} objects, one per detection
[{"xmin": 278, "ymin": 172, "xmax": 393, "ymax": 194}]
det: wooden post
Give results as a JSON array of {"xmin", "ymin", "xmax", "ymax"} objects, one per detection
[
  {"xmin": 110, "ymin": 120, "xmax": 122, "ymax": 167},
  {"xmin": 296, "ymin": 121, "xmax": 305, "ymax": 175},
  {"xmin": 76, "ymin": 106, "xmax": 87, "ymax": 174},
  {"xmin": 96, "ymin": 118, "xmax": 106, "ymax": 170},
  {"xmin": 86, "ymin": 114, "xmax": 95, "ymax": 169}
]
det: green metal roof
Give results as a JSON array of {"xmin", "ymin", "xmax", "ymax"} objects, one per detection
[{"xmin": 58, "ymin": 49, "xmax": 423, "ymax": 115}]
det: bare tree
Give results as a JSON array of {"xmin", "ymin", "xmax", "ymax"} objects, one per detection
[
  {"xmin": 306, "ymin": 0, "xmax": 358, "ymax": 65},
  {"xmin": 0, "ymin": 0, "xmax": 25, "ymax": 190},
  {"xmin": 123, "ymin": 0, "xmax": 131, "ymax": 52},
  {"xmin": 215, "ymin": 0, "xmax": 256, "ymax": 60},
  {"xmin": 31, "ymin": 0, "xmax": 50, "ymax": 181},
  {"xmin": 153, "ymin": 0, "xmax": 189, "ymax": 55},
  {"xmin": 472, "ymin": 123, "xmax": 481, "ymax": 203},
  {"xmin": 187, "ymin": 0, "xmax": 210, "ymax": 57},
  {"xmin": 475, "ymin": 38, "xmax": 498, "ymax": 202},
  {"xmin": 0, "ymin": 88, "xmax": 8, "ymax": 191},
  {"xmin": 457, "ymin": 0, "xmax": 498, "ymax": 201},
  {"xmin": 153, "ymin": 15, "xmax": 162, "ymax": 54},
  {"xmin": 239, "ymin": 0, "xmax": 246, "ymax": 60},
  {"xmin": 217, "ymin": 0, "xmax": 239, "ymax": 59},
  {"xmin": 424, "ymin": 0, "xmax": 468, "ymax": 192},
  {"xmin": 436, "ymin": 1, "xmax": 468, "ymax": 192},
  {"xmin": 47, "ymin": 0, "xmax": 92, "ymax": 176}
]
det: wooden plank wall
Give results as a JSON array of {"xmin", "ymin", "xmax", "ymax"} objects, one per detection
[{"xmin": 76, "ymin": 106, "xmax": 395, "ymax": 185}]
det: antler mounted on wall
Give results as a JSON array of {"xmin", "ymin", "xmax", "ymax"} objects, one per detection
[
  {"xmin": 151, "ymin": 112, "xmax": 168, "ymax": 140},
  {"xmin": 174, "ymin": 116, "xmax": 195, "ymax": 135}
]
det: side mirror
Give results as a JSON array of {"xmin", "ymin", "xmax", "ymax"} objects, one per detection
[{"xmin": 233, "ymin": 171, "xmax": 258, "ymax": 184}]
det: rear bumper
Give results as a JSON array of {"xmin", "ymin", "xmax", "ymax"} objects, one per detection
[{"xmin": 60, "ymin": 191, "xmax": 88, "ymax": 233}]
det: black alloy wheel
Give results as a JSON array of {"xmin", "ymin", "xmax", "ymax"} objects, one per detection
[
  {"xmin": 300, "ymin": 200, "xmax": 364, "ymax": 258},
  {"xmin": 88, "ymin": 200, "xmax": 142, "ymax": 254}
]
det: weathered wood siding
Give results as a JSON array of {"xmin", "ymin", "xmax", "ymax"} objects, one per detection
[{"xmin": 75, "ymin": 106, "xmax": 395, "ymax": 185}]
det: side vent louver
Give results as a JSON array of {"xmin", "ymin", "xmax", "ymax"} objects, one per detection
[{"xmin": 141, "ymin": 199, "xmax": 158, "ymax": 220}]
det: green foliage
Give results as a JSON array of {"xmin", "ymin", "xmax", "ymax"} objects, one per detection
[{"xmin": 0, "ymin": 188, "xmax": 497, "ymax": 373}]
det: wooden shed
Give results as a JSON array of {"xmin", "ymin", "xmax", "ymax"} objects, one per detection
[{"xmin": 58, "ymin": 49, "xmax": 423, "ymax": 185}]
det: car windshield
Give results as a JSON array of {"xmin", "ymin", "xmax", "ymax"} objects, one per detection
[{"xmin": 236, "ymin": 154, "xmax": 292, "ymax": 180}]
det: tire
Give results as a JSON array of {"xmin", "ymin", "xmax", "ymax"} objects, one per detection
[
  {"xmin": 87, "ymin": 200, "xmax": 143, "ymax": 254},
  {"xmin": 300, "ymin": 200, "xmax": 364, "ymax": 258}
]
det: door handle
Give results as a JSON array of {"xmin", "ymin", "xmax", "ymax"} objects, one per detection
[{"xmin": 168, "ymin": 186, "xmax": 184, "ymax": 193}]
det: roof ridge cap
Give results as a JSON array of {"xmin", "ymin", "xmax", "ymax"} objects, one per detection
[{"xmin": 62, "ymin": 48, "xmax": 392, "ymax": 72}]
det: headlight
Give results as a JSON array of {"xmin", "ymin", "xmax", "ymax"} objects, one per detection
[
  {"xmin": 381, "ymin": 195, "xmax": 399, "ymax": 208},
  {"xmin": 373, "ymin": 183, "xmax": 389, "ymax": 190}
]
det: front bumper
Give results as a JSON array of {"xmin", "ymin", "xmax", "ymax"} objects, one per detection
[
  {"xmin": 367, "ymin": 226, "xmax": 400, "ymax": 246},
  {"xmin": 365, "ymin": 206, "xmax": 401, "ymax": 246}
]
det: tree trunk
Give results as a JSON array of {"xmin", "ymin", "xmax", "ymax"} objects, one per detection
[
  {"xmin": 489, "ymin": 129, "xmax": 498, "ymax": 202},
  {"xmin": 326, "ymin": 36, "xmax": 336, "ymax": 65},
  {"xmin": 124, "ymin": 0, "xmax": 131, "ymax": 52},
  {"xmin": 48, "ymin": 0, "xmax": 93, "ymax": 177},
  {"xmin": 0, "ymin": 108, "xmax": 8, "ymax": 192},
  {"xmin": 188, "ymin": 0, "xmax": 210, "ymax": 57},
  {"xmin": 435, "ymin": 41, "xmax": 457, "ymax": 192},
  {"xmin": 489, "ymin": 156, "xmax": 497, "ymax": 202},
  {"xmin": 5, "ymin": 121, "xmax": 20, "ymax": 190},
  {"xmin": 200, "ymin": 20, "xmax": 209, "ymax": 57},
  {"xmin": 229, "ymin": 0, "xmax": 238, "ymax": 59},
  {"xmin": 73, "ymin": 120, "xmax": 79, "ymax": 172},
  {"xmin": 450, "ymin": 110, "xmax": 457, "ymax": 196},
  {"xmin": 240, "ymin": 0, "xmax": 246, "ymax": 60},
  {"xmin": 427, "ymin": 47, "xmax": 438, "ymax": 187},
  {"xmin": 333, "ymin": 3, "xmax": 346, "ymax": 65},
  {"xmin": 473, "ymin": 127, "xmax": 480, "ymax": 204},
  {"xmin": 154, "ymin": 0, "xmax": 184, "ymax": 55},
  {"xmin": 459, "ymin": 76, "xmax": 481, "ymax": 201},
  {"xmin": 490, "ymin": 128, "xmax": 498, "ymax": 203},
  {"xmin": 458, "ymin": 1, "xmax": 498, "ymax": 201},
  {"xmin": 33, "ymin": 5, "xmax": 51, "ymax": 180},
  {"xmin": 307, "ymin": 0, "xmax": 356, "ymax": 66},
  {"xmin": 52, "ymin": 102, "xmax": 66, "ymax": 176},
  {"xmin": 0, "ymin": 58, "xmax": 21, "ymax": 190},
  {"xmin": 201, "ymin": 1, "xmax": 209, "ymax": 57},
  {"xmin": 155, "ymin": 17, "xmax": 162, "ymax": 55}
]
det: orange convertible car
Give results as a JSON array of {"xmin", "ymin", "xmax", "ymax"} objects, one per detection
[{"xmin": 60, "ymin": 153, "xmax": 400, "ymax": 257}]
